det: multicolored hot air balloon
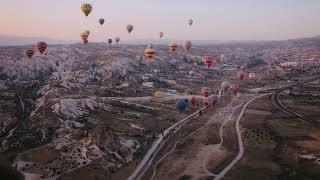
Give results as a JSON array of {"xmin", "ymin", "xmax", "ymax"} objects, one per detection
[
  {"xmin": 229, "ymin": 84, "xmax": 238, "ymax": 95},
  {"xmin": 169, "ymin": 43, "xmax": 178, "ymax": 53},
  {"xmin": 159, "ymin": 32, "xmax": 164, "ymax": 38},
  {"xmin": 237, "ymin": 70, "xmax": 245, "ymax": 80},
  {"xmin": 36, "ymin": 42, "xmax": 47, "ymax": 54},
  {"xmin": 81, "ymin": 3, "xmax": 92, "ymax": 17},
  {"xmin": 24, "ymin": 49, "xmax": 35, "ymax": 59},
  {"xmin": 80, "ymin": 32, "xmax": 89, "ymax": 45},
  {"xmin": 248, "ymin": 73, "xmax": 256, "ymax": 80},
  {"xmin": 108, "ymin": 39, "xmax": 113, "ymax": 44},
  {"xmin": 145, "ymin": 47, "xmax": 155, "ymax": 60},
  {"xmin": 202, "ymin": 56, "xmax": 215, "ymax": 68},
  {"xmin": 176, "ymin": 99, "xmax": 187, "ymax": 111},
  {"xmin": 188, "ymin": 19, "xmax": 194, "ymax": 26},
  {"xmin": 99, "ymin": 18, "xmax": 105, "ymax": 26},
  {"xmin": 126, "ymin": 24, "xmax": 134, "ymax": 34},
  {"xmin": 115, "ymin": 37, "xmax": 120, "ymax": 44},
  {"xmin": 182, "ymin": 41, "xmax": 192, "ymax": 51},
  {"xmin": 201, "ymin": 87, "xmax": 210, "ymax": 97}
]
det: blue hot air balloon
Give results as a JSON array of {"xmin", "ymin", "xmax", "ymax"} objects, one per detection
[
  {"xmin": 90, "ymin": 61, "xmax": 97, "ymax": 70},
  {"xmin": 176, "ymin": 99, "xmax": 187, "ymax": 111}
]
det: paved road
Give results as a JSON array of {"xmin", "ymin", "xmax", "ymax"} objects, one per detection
[
  {"xmin": 272, "ymin": 75, "xmax": 320, "ymax": 125},
  {"xmin": 214, "ymin": 94, "xmax": 270, "ymax": 180},
  {"xmin": 127, "ymin": 107, "xmax": 206, "ymax": 180}
]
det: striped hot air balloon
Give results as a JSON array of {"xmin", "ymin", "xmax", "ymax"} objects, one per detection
[
  {"xmin": 36, "ymin": 42, "xmax": 47, "ymax": 54},
  {"xmin": 169, "ymin": 42, "xmax": 178, "ymax": 53},
  {"xmin": 81, "ymin": 3, "xmax": 92, "ymax": 17},
  {"xmin": 24, "ymin": 49, "xmax": 35, "ymax": 59}
]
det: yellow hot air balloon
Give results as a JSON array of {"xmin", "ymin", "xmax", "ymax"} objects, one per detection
[
  {"xmin": 81, "ymin": 3, "xmax": 92, "ymax": 17},
  {"xmin": 154, "ymin": 91, "xmax": 162, "ymax": 99}
]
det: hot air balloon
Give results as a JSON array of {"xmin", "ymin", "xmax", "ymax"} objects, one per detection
[
  {"xmin": 154, "ymin": 91, "xmax": 162, "ymax": 99},
  {"xmin": 221, "ymin": 81, "xmax": 230, "ymax": 92},
  {"xmin": 36, "ymin": 42, "xmax": 47, "ymax": 54},
  {"xmin": 24, "ymin": 49, "xmax": 35, "ymax": 59},
  {"xmin": 208, "ymin": 94, "xmax": 218, "ymax": 106},
  {"xmin": 145, "ymin": 47, "xmax": 155, "ymax": 60},
  {"xmin": 99, "ymin": 18, "xmax": 105, "ymax": 26},
  {"xmin": 237, "ymin": 70, "xmax": 245, "ymax": 80},
  {"xmin": 176, "ymin": 99, "xmax": 187, "ymax": 111},
  {"xmin": 240, "ymin": 64, "xmax": 248, "ymax": 71},
  {"xmin": 169, "ymin": 43, "xmax": 178, "ymax": 53},
  {"xmin": 202, "ymin": 56, "xmax": 215, "ymax": 68},
  {"xmin": 80, "ymin": 32, "xmax": 89, "ymax": 44},
  {"xmin": 188, "ymin": 19, "xmax": 194, "ymax": 26},
  {"xmin": 159, "ymin": 32, "xmax": 164, "ymax": 38},
  {"xmin": 248, "ymin": 73, "xmax": 256, "ymax": 80},
  {"xmin": 189, "ymin": 71, "xmax": 195, "ymax": 76},
  {"xmin": 182, "ymin": 41, "xmax": 192, "ymax": 51},
  {"xmin": 201, "ymin": 87, "xmax": 210, "ymax": 97},
  {"xmin": 229, "ymin": 84, "xmax": 238, "ymax": 95},
  {"xmin": 115, "ymin": 37, "xmax": 120, "ymax": 44},
  {"xmin": 189, "ymin": 96, "xmax": 197, "ymax": 106},
  {"xmin": 90, "ymin": 61, "xmax": 97, "ymax": 70},
  {"xmin": 85, "ymin": 30, "xmax": 90, "ymax": 36},
  {"xmin": 126, "ymin": 24, "xmax": 134, "ymax": 34},
  {"xmin": 81, "ymin": 3, "xmax": 92, "ymax": 17},
  {"xmin": 108, "ymin": 39, "xmax": 113, "ymax": 44}
]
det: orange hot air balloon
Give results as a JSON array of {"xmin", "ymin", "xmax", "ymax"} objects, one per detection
[
  {"xmin": 169, "ymin": 43, "xmax": 178, "ymax": 53},
  {"xmin": 81, "ymin": 3, "xmax": 92, "ymax": 17},
  {"xmin": 80, "ymin": 32, "xmax": 89, "ymax": 44},
  {"xmin": 36, "ymin": 42, "xmax": 47, "ymax": 54},
  {"xmin": 99, "ymin": 18, "xmax": 105, "ymax": 26},
  {"xmin": 145, "ymin": 47, "xmax": 155, "ymax": 60},
  {"xmin": 201, "ymin": 87, "xmax": 210, "ymax": 97},
  {"xmin": 24, "ymin": 49, "xmax": 35, "ymax": 59},
  {"xmin": 202, "ymin": 56, "xmax": 215, "ymax": 68},
  {"xmin": 237, "ymin": 70, "xmax": 245, "ymax": 80}
]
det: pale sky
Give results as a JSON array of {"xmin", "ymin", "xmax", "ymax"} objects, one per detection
[{"xmin": 0, "ymin": 0, "xmax": 319, "ymax": 41}]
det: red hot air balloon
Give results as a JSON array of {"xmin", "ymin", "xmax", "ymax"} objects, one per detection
[
  {"xmin": 36, "ymin": 42, "xmax": 47, "ymax": 54},
  {"xmin": 189, "ymin": 96, "xmax": 197, "ymax": 106},
  {"xmin": 237, "ymin": 70, "xmax": 245, "ymax": 80},
  {"xmin": 202, "ymin": 56, "xmax": 215, "ymax": 68},
  {"xmin": 201, "ymin": 87, "xmax": 210, "ymax": 97},
  {"xmin": 229, "ymin": 84, "xmax": 238, "ymax": 95}
]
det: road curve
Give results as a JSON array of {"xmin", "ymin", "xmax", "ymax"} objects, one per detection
[
  {"xmin": 272, "ymin": 76, "xmax": 320, "ymax": 125},
  {"xmin": 127, "ymin": 107, "xmax": 206, "ymax": 180},
  {"xmin": 214, "ymin": 93, "xmax": 270, "ymax": 180}
]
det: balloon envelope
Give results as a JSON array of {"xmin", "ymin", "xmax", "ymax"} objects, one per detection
[
  {"xmin": 81, "ymin": 3, "xmax": 92, "ymax": 17},
  {"xmin": 176, "ymin": 99, "xmax": 187, "ymax": 111}
]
